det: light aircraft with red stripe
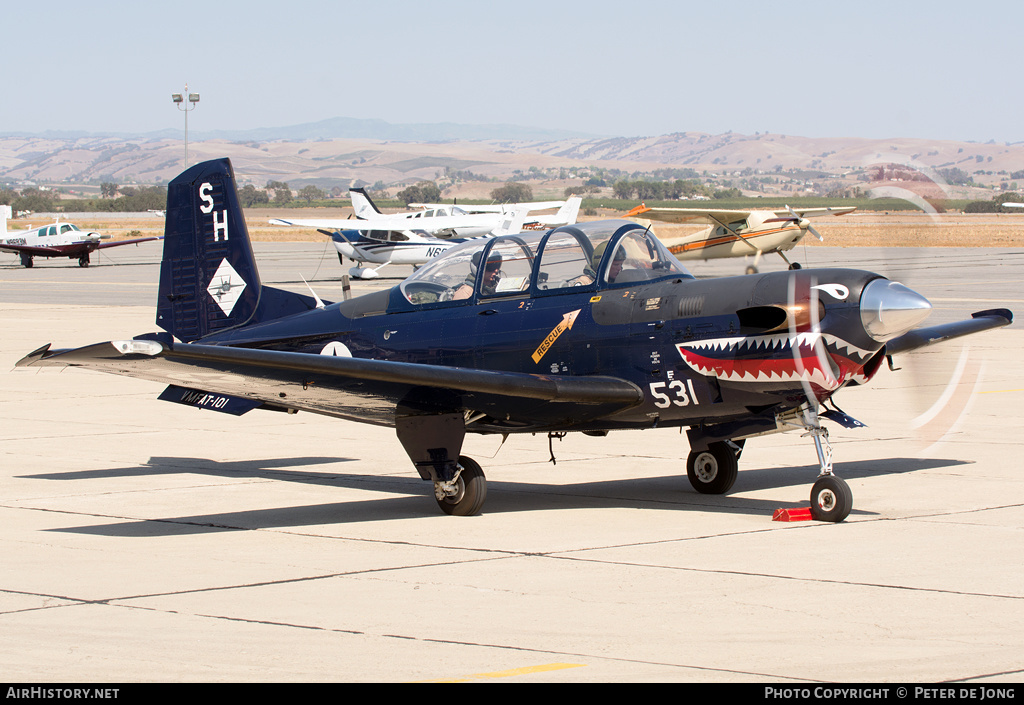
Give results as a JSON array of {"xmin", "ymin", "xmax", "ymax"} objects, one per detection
[{"xmin": 1, "ymin": 206, "xmax": 161, "ymax": 268}]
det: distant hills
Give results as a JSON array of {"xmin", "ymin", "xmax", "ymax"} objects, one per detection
[
  {"xmin": 0, "ymin": 117, "xmax": 599, "ymax": 145},
  {"xmin": 2, "ymin": 118, "xmax": 1023, "ymax": 201}
]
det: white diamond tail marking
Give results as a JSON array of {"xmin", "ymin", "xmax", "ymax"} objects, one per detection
[{"xmin": 207, "ymin": 258, "xmax": 247, "ymax": 316}]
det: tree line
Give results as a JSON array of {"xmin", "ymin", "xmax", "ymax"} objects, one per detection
[{"xmin": 1, "ymin": 184, "xmax": 166, "ymax": 213}]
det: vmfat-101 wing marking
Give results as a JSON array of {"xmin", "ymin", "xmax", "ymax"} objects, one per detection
[{"xmin": 17, "ymin": 340, "xmax": 644, "ymax": 430}]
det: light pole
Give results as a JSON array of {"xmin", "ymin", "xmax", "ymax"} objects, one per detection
[{"xmin": 171, "ymin": 84, "xmax": 200, "ymax": 168}]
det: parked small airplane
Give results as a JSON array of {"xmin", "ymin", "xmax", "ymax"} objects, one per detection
[
  {"xmin": 406, "ymin": 196, "xmax": 583, "ymax": 230},
  {"xmin": 349, "ymin": 188, "xmax": 580, "ymax": 235},
  {"xmin": 19, "ymin": 159, "xmax": 1012, "ymax": 523},
  {"xmin": 1, "ymin": 206, "xmax": 162, "ymax": 268},
  {"xmin": 271, "ymin": 206, "xmax": 530, "ymax": 279},
  {"xmin": 625, "ymin": 204, "xmax": 856, "ymax": 273}
]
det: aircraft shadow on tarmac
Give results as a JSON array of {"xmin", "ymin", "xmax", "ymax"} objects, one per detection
[{"xmin": 35, "ymin": 454, "xmax": 971, "ymax": 537}]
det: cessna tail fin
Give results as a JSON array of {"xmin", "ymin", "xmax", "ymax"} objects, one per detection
[
  {"xmin": 349, "ymin": 187, "xmax": 383, "ymax": 219},
  {"xmin": 495, "ymin": 206, "xmax": 530, "ymax": 236},
  {"xmin": 157, "ymin": 158, "xmax": 322, "ymax": 343},
  {"xmin": 558, "ymin": 196, "xmax": 582, "ymax": 225},
  {"xmin": 0, "ymin": 204, "xmax": 11, "ymax": 236}
]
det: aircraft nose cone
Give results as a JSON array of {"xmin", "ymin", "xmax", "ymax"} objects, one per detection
[{"xmin": 860, "ymin": 278, "xmax": 932, "ymax": 341}]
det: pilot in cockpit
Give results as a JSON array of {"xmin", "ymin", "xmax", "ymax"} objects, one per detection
[{"xmin": 453, "ymin": 250, "xmax": 502, "ymax": 299}]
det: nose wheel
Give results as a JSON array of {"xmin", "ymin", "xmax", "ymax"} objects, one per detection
[
  {"xmin": 801, "ymin": 407, "xmax": 853, "ymax": 522},
  {"xmin": 810, "ymin": 474, "xmax": 852, "ymax": 523}
]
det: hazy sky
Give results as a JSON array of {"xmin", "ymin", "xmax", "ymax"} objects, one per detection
[{"xmin": 4, "ymin": 0, "xmax": 1021, "ymax": 142}]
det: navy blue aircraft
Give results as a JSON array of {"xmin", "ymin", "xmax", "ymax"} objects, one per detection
[{"xmin": 18, "ymin": 158, "xmax": 1014, "ymax": 522}]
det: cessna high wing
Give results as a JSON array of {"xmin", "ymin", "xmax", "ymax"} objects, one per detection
[
  {"xmin": 406, "ymin": 196, "xmax": 583, "ymax": 230},
  {"xmin": 19, "ymin": 158, "xmax": 1013, "ymax": 523},
  {"xmin": 349, "ymin": 188, "xmax": 580, "ymax": 235},
  {"xmin": 626, "ymin": 204, "xmax": 856, "ymax": 273},
  {"xmin": 1, "ymin": 206, "xmax": 162, "ymax": 268},
  {"xmin": 271, "ymin": 206, "xmax": 530, "ymax": 279}
]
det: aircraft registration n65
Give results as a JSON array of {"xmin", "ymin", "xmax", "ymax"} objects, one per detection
[{"xmin": 19, "ymin": 159, "xmax": 1013, "ymax": 521}]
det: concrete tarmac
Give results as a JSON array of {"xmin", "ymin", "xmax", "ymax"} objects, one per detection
[{"xmin": 1, "ymin": 242, "xmax": 1023, "ymax": 682}]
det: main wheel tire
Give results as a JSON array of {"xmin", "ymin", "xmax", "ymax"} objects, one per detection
[
  {"xmin": 809, "ymin": 475, "xmax": 852, "ymax": 523},
  {"xmin": 436, "ymin": 456, "xmax": 487, "ymax": 516},
  {"xmin": 686, "ymin": 441, "xmax": 739, "ymax": 495}
]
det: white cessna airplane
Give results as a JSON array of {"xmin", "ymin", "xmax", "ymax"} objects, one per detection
[
  {"xmin": 625, "ymin": 203, "xmax": 856, "ymax": 273},
  {"xmin": 348, "ymin": 188, "xmax": 580, "ymax": 235},
  {"xmin": 405, "ymin": 195, "xmax": 582, "ymax": 230},
  {"xmin": 1, "ymin": 206, "xmax": 161, "ymax": 268},
  {"xmin": 270, "ymin": 207, "xmax": 531, "ymax": 279}
]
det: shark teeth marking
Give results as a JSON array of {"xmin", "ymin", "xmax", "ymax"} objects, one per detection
[{"xmin": 676, "ymin": 332, "xmax": 877, "ymax": 391}]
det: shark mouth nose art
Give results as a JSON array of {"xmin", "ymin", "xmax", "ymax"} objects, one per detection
[{"xmin": 676, "ymin": 332, "xmax": 875, "ymax": 391}]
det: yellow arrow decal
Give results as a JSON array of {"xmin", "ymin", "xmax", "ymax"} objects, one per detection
[{"xmin": 532, "ymin": 309, "xmax": 580, "ymax": 364}]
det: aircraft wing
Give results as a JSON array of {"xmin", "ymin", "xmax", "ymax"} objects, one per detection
[
  {"xmin": 408, "ymin": 201, "xmax": 568, "ymax": 213},
  {"xmin": 270, "ymin": 217, "xmax": 362, "ymax": 230},
  {"xmin": 625, "ymin": 205, "xmax": 856, "ymax": 225},
  {"xmin": 0, "ymin": 243, "xmax": 66, "ymax": 256},
  {"xmin": 772, "ymin": 206, "xmax": 856, "ymax": 219},
  {"xmin": 273, "ymin": 210, "xmax": 509, "ymax": 237},
  {"xmin": 624, "ymin": 205, "xmax": 756, "ymax": 225},
  {"xmin": 96, "ymin": 235, "xmax": 163, "ymax": 249},
  {"xmin": 17, "ymin": 340, "xmax": 644, "ymax": 429},
  {"xmin": 885, "ymin": 309, "xmax": 1013, "ymax": 356}
]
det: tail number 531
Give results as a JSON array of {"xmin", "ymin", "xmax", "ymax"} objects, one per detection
[{"xmin": 649, "ymin": 379, "xmax": 700, "ymax": 408}]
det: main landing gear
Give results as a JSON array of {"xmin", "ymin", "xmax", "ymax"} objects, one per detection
[
  {"xmin": 395, "ymin": 410, "xmax": 488, "ymax": 516},
  {"xmin": 686, "ymin": 440, "xmax": 742, "ymax": 494},
  {"xmin": 434, "ymin": 456, "xmax": 487, "ymax": 516}
]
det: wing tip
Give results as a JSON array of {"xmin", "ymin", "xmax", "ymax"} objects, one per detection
[
  {"xmin": 972, "ymin": 308, "xmax": 1014, "ymax": 325},
  {"xmin": 16, "ymin": 343, "xmax": 53, "ymax": 367}
]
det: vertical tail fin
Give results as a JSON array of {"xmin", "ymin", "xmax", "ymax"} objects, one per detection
[
  {"xmin": 0, "ymin": 204, "xmax": 11, "ymax": 236},
  {"xmin": 557, "ymin": 196, "xmax": 582, "ymax": 225},
  {"xmin": 349, "ymin": 187, "xmax": 383, "ymax": 219},
  {"xmin": 157, "ymin": 158, "xmax": 320, "ymax": 343},
  {"xmin": 494, "ymin": 206, "xmax": 529, "ymax": 235}
]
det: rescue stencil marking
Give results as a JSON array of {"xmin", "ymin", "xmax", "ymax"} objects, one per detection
[{"xmin": 532, "ymin": 309, "xmax": 580, "ymax": 364}]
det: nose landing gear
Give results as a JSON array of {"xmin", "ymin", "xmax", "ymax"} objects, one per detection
[{"xmin": 801, "ymin": 407, "xmax": 852, "ymax": 523}]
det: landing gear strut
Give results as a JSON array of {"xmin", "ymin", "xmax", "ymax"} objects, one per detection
[
  {"xmin": 395, "ymin": 410, "xmax": 488, "ymax": 516},
  {"xmin": 801, "ymin": 407, "xmax": 852, "ymax": 522}
]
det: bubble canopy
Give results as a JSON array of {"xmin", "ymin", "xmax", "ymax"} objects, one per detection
[{"xmin": 398, "ymin": 220, "xmax": 692, "ymax": 307}]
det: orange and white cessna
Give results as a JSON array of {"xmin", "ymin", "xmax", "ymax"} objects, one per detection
[{"xmin": 625, "ymin": 204, "xmax": 855, "ymax": 273}]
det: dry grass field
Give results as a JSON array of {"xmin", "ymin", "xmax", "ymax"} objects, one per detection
[{"xmin": 17, "ymin": 209, "xmax": 1024, "ymax": 248}]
